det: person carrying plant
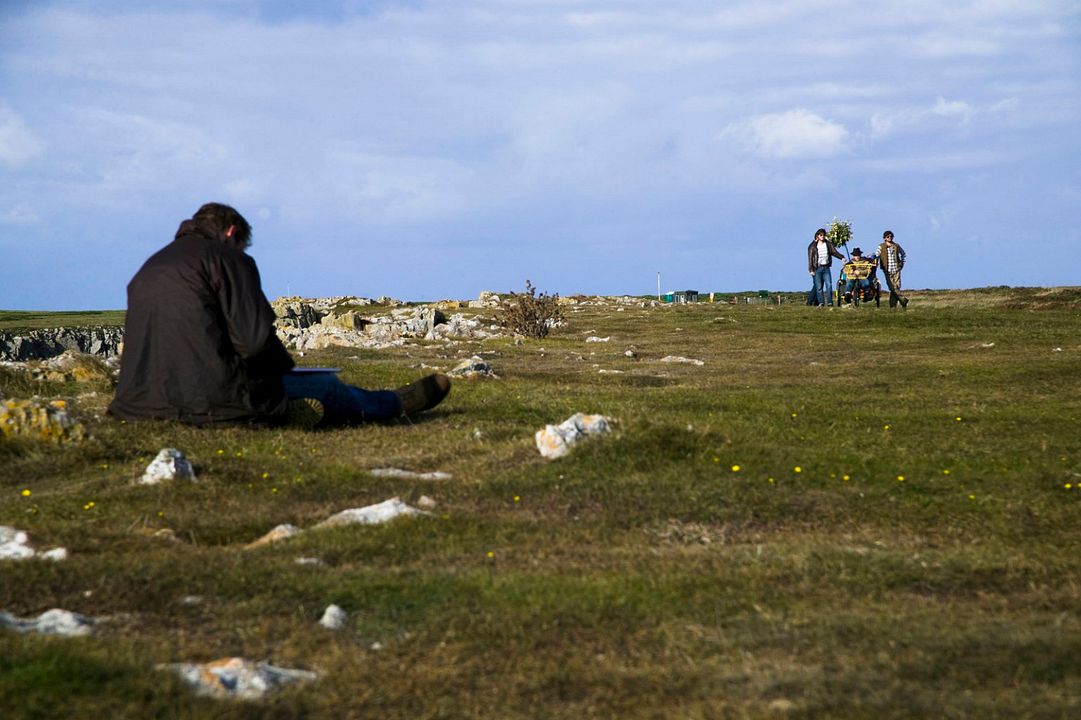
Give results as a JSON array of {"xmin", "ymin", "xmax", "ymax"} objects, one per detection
[{"xmin": 807, "ymin": 227, "xmax": 846, "ymax": 307}]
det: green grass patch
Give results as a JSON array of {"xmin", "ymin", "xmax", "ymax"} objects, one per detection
[{"xmin": 2, "ymin": 288, "xmax": 1081, "ymax": 717}]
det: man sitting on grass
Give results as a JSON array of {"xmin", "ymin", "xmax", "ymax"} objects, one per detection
[{"xmin": 108, "ymin": 202, "xmax": 449, "ymax": 428}]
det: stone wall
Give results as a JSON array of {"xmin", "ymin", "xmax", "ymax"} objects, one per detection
[{"xmin": 0, "ymin": 327, "xmax": 123, "ymax": 362}]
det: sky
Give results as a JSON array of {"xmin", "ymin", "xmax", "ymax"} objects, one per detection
[{"xmin": 1, "ymin": 0, "xmax": 1079, "ymax": 310}]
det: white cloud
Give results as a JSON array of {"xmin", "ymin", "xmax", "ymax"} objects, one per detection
[
  {"xmin": 0, "ymin": 106, "xmax": 45, "ymax": 166},
  {"xmin": 727, "ymin": 110, "xmax": 850, "ymax": 160},
  {"xmin": 0, "ymin": 201, "xmax": 40, "ymax": 225},
  {"xmin": 870, "ymin": 96, "xmax": 974, "ymax": 140}
]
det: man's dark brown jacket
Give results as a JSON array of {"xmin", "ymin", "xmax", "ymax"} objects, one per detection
[{"xmin": 108, "ymin": 220, "xmax": 294, "ymax": 425}]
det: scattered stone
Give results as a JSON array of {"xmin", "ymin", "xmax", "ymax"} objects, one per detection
[
  {"xmin": 369, "ymin": 468, "xmax": 453, "ymax": 481},
  {"xmin": 598, "ymin": 369, "xmax": 624, "ymax": 374},
  {"xmin": 140, "ymin": 448, "xmax": 196, "ymax": 485},
  {"xmin": 314, "ymin": 497, "xmax": 428, "ymax": 529},
  {"xmin": 624, "ymin": 348, "xmax": 637, "ymax": 358},
  {"xmin": 535, "ymin": 413, "xmax": 613, "ymax": 459},
  {"xmin": 585, "ymin": 336, "xmax": 610, "ymax": 343},
  {"xmin": 659, "ymin": 355, "xmax": 705, "ymax": 366},
  {"xmin": 416, "ymin": 495, "xmax": 437, "ymax": 510},
  {"xmin": 448, "ymin": 355, "xmax": 498, "ymax": 379},
  {"xmin": 161, "ymin": 657, "xmax": 317, "ymax": 700},
  {"xmin": 0, "ymin": 608, "xmax": 97, "ymax": 636},
  {"xmin": 319, "ymin": 604, "xmax": 348, "ymax": 630},
  {"xmin": 0, "ymin": 398, "xmax": 87, "ymax": 444},
  {"xmin": 0, "ymin": 526, "xmax": 68, "ymax": 561},
  {"xmin": 295, "ymin": 557, "xmax": 325, "ymax": 566},
  {"xmin": 246, "ymin": 524, "xmax": 302, "ymax": 549}
]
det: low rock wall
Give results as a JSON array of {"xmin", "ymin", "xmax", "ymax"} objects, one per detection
[{"xmin": 0, "ymin": 327, "xmax": 123, "ymax": 361}]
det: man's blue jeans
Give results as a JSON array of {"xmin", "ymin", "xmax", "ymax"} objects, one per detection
[
  {"xmin": 845, "ymin": 278, "xmax": 871, "ymax": 296},
  {"xmin": 813, "ymin": 266, "xmax": 834, "ymax": 306},
  {"xmin": 282, "ymin": 372, "xmax": 400, "ymax": 424}
]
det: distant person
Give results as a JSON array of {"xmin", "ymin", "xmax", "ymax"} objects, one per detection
[
  {"xmin": 108, "ymin": 202, "xmax": 449, "ymax": 427},
  {"xmin": 877, "ymin": 230, "xmax": 908, "ymax": 308},
  {"xmin": 807, "ymin": 227, "xmax": 846, "ymax": 307}
]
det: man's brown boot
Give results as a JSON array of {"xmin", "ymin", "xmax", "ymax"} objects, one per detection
[{"xmin": 395, "ymin": 374, "xmax": 451, "ymax": 416}]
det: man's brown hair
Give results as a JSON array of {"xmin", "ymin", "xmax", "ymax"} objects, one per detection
[{"xmin": 193, "ymin": 202, "xmax": 252, "ymax": 249}]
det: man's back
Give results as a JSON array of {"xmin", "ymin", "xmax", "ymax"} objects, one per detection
[{"xmin": 109, "ymin": 221, "xmax": 293, "ymax": 424}]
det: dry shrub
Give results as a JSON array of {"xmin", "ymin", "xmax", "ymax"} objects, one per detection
[{"xmin": 501, "ymin": 280, "xmax": 565, "ymax": 339}]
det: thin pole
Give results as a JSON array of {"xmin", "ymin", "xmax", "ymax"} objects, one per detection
[{"xmin": 656, "ymin": 272, "xmax": 661, "ymax": 301}]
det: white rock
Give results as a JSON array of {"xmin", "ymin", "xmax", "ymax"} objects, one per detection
[
  {"xmin": 369, "ymin": 468, "xmax": 453, "ymax": 481},
  {"xmin": 0, "ymin": 526, "xmax": 67, "ymax": 561},
  {"xmin": 295, "ymin": 557, "xmax": 325, "ymax": 566},
  {"xmin": 585, "ymin": 336, "xmax": 610, "ymax": 343},
  {"xmin": 314, "ymin": 497, "xmax": 428, "ymax": 529},
  {"xmin": 416, "ymin": 495, "xmax": 437, "ymax": 510},
  {"xmin": 319, "ymin": 604, "xmax": 348, "ymax": 630},
  {"xmin": 161, "ymin": 657, "xmax": 317, "ymax": 699},
  {"xmin": 246, "ymin": 524, "xmax": 302, "ymax": 549},
  {"xmin": 448, "ymin": 355, "xmax": 498, "ymax": 379},
  {"xmin": 39, "ymin": 547, "xmax": 68, "ymax": 561},
  {"xmin": 535, "ymin": 413, "xmax": 613, "ymax": 459},
  {"xmin": 659, "ymin": 355, "xmax": 705, "ymax": 366},
  {"xmin": 140, "ymin": 448, "xmax": 196, "ymax": 485},
  {"xmin": 0, "ymin": 526, "xmax": 33, "ymax": 560},
  {"xmin": 0, "ymin": 608, "xmax": 96, "ymax": 636}
]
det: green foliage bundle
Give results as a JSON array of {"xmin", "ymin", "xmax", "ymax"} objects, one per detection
[
  {"xmin": 827, "ymin": 217, "xmax": 852, "ymax": 248},
  {"xmin": 500, "ymin": 280, "xmax": 565, "ymax": 339}
]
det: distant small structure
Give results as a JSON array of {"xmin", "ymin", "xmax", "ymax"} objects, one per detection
[{"xmin": 665, "ymin": 289, "xmax": 700, "ymax": 304}]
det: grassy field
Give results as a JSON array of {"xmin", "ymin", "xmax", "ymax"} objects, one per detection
[
  {"xmin": 0, "ymin": 310, "xmax": 125, "ymax": 332},
  {"xmin": 2, "ymin": 287, "xmax": 1080, "ymax": 718}
]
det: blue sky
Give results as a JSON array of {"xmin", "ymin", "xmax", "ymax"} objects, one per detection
[{"xmin": 1, "ymin": 1, "xmax": 1079, "ymax": 309}]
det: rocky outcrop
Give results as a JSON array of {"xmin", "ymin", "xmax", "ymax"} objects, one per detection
[
  {"xmin": 0, "ymin": 327, "xmax": 123, "ymax": 361},
  {"xmin": 275, "ymin": 303, "xmax": 504, "ymax": 352}
]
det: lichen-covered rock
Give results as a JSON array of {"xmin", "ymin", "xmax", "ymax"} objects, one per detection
[
  {"xmin": 0, "ymin": 398, "xmax": 87, "ymax": 443},
  {"xmin": 535, "ymin": 413, "xmax": 613, "ymax": 459},
  {"xmin": 37, "ymin": 351, "xmax": 117, "ymax": 383}
]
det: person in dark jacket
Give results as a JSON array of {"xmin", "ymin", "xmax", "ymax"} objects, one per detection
[
  {"xmin": 807, "ymin": 227, "xmax": 846, "ymax": 308},
  {"xmin": 108, "ymin": 203, "xmax": 449, "ymax": 427}
]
